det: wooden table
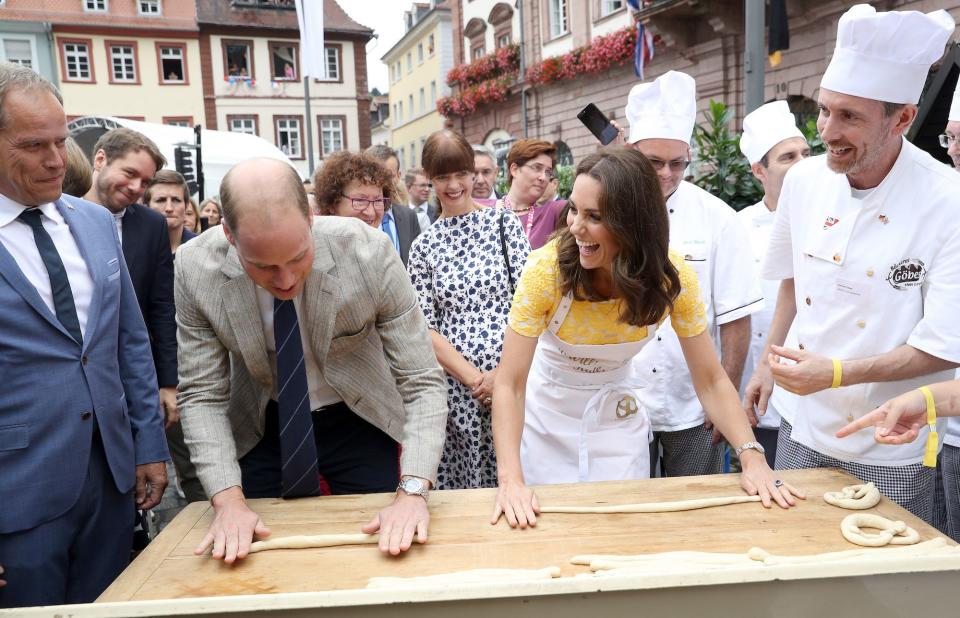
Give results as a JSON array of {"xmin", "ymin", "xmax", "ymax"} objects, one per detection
[{"xmin": 11, "ymin": 468, "xmax": 960, "ymax": 617}]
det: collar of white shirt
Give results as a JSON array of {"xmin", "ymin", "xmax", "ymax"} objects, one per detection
[{"xmin": 0, "ymin": 193, "xmax": 61, "ymax": 229}]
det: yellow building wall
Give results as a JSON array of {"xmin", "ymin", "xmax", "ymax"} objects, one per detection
[
  {"xmin": 386, "ymin": 21, "xmax": 444, "ymax": 171},
  {"xmin": 55, "ymin": 33, "xmax": 205, "ymax": 126}
]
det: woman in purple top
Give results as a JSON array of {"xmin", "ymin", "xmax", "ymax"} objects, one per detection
[{"xmin": 476, "ymin": 139, "xmax": 566, "ymax": 249}]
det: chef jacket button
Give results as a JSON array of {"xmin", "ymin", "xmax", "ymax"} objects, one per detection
[
  {"xmin": 857, "ymin": 320, "xmax": 866, "ymax": 328},
  {"xmin": 798, "ymin": 343, "xmax": 805, "ymax": 350},
  {"xmin": 652, "ymin": 368, "xmax": 657, "ymax": 373},
  {"xmin": 81, "ymin": 411, "xmax": 92, "ymax": 420},
  {"xmin": 832, "ymin": 254, "xmax": 841, "ymax": 263},
  {"xmin": 847, "ymin": 414, "xmax": 855, "ymax": 423},
  {"xmin": 656, "ymin": 336, "xmax": 661, "ymax": 341},
  {"xmin": 866, "ymin": 268, "xmax": 874, "ymax": 277},
  {"xmin": 805, "ymin": 296, "xmax": 811, "ymax": 306},
  {"xmin": 878, "ymin": 214, "xmax": 888, "ymax": 224},
  {"xmin": 669, "ymin": 208, "xmax": 674, "ymax": 214}
]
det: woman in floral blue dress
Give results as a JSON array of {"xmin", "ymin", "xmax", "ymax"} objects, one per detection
[{"xmin": 408, "ymin": 130, "xmax": 530, "ymax": 489}]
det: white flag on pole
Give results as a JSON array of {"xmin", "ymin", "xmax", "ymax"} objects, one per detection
[{"xmin": 295, "ymin": 0, "xmax": 325, "ymax": 79}]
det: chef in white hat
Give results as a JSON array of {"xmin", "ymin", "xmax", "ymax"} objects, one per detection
[
  {"xmin": 736, "ymin": 101, "xmax": 811, "ymax": 467},
  {"xmin": 745, "ymin": 4, "xmax": 960, "ymax": 524},
  {"xmin": 624, "ymin": 71, "xmax": 764, "ymax": 479},
  {"xmin": 944, "ymin": 80, "xmax": 960, "ymax": 169}
]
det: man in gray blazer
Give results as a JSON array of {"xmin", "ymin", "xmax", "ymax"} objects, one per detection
[{"xmin": 175, "ymin": 158, "xmax": 447, "ymax": 562}]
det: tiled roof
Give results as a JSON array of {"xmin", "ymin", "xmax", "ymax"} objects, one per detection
[{"xmin": 196, "ymin": 0, "xmax": 373, "ymax": 36}]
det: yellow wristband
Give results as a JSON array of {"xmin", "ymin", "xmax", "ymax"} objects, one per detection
[
  {"xmin": 831, "ymin": 359, "xmax": 843, "ymax": 388},
  {"xmin": 919, "ymin": 386, "xmax": 938, "ymax": 468}
]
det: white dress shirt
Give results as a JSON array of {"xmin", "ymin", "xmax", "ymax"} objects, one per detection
[
  {"xmin": 736, "ymin": 200, "xmax": 787, "ymax": 430},
  {"xmin": 410, "ymin": 202, "xmax": 431, "ymax": 233},
  {"xmin": 631, "ymin": 181, "xmax": 764, "ymax": 431},
  {"xmin": 255, "ymin": 285, "xmax": 342, "ymax": 410},
  {"xmin": 762, "ymin": 139, "xmax": 960, "ymax": 464},
  {"xmin": 113, "ymin": 209, "xmax": 126, "ymax": 245},
  {"xmin": 0, "ymin": 194, "xmax": 94, "ymax": 339}
]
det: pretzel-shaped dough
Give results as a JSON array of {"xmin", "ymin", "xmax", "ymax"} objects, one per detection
[
  {"xmin": 823, "ymin": 482, "xmax": 881, "ymax": 510},
  {"xmin": 840, "ymin": 513, "xmax": 920, "ymax": 547}
]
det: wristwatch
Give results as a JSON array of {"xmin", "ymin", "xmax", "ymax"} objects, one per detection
[
  {"xmin": 397, "ymin": 476, "xmax": 430, "ymax": 500},
  {"xmin": 734, "ymin": 441, "xmax": 766, "ymax": 457}
]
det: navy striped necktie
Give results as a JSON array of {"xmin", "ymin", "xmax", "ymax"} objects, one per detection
[
  {"xmin": 273, "ymin": 297, "xmax": 321, "ymax": 498},
  {"xmin": 18, "ymin": 208, "xmax": 83, "ymax": 346}
]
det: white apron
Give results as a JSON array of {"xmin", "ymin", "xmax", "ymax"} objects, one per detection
[{"xmin": 521, "ymin": 293, "xmax": 655, "ymax": 485}]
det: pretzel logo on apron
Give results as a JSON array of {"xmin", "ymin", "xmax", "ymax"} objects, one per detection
[{"xmin": 616, "ymin": 395, "xmax": 639, "ymax": 419}]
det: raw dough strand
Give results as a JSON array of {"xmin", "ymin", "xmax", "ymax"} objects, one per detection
[
  {"xmin": 248, "ymin": 533, "xmax": 379, "ymax": 553},
  {"xmin": 823, "ymin": 482, "xmax": 881, "ymax": 510},
  {"xmin": 542, "ymin": 495, "xmax": 761, "ymax": 514}
]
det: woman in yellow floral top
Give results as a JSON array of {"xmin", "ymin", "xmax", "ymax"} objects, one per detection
[{"xmin": 490, "ymin": 149, "xmax": 803, "ymax": 528}]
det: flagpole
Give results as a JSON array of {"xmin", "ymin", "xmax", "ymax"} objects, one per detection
[
  {"xmin": 744, "ymin": 0, "xmax": 765, "ymax": 114},
  {"xmin": 304, "ymin": 76, "xmax": 315, "ymax": 175}
]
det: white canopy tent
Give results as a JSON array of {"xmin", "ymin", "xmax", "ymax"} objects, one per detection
[{"xmin": 68, "ymin": 116, "xmax": 295, "ymax": 200}]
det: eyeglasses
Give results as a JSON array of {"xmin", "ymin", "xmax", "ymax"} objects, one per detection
[
  {"xmin": 411, "ymin": 182, "xmax": 432, "ymax": 190},
  {"xmin": 938, "ymin": 134, "xmax": 958, "ymax": 148},
  {"xmin": 522, "ymin": 162, "xmax": 556, "ymax": 180},
  {"xmin": 647, "ymin": 158, "xmax": 690, "ymax": 172},
  {"xmin": 341, "ymin": 195, "xmax": 390, "ymax": 211}
]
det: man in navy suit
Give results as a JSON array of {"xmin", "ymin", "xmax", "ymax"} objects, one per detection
[
  {"xmin": 0, "ymin": 63, "xmax": 169, "ymax": 608},
  {"xmin": 84, "ymin": 129, "xmax": 202, "ymax": 502}
]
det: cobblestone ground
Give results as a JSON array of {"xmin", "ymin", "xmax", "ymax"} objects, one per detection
[{"xmin": 151, "ymin": 461, "xmax": 189, "ymax": 536}]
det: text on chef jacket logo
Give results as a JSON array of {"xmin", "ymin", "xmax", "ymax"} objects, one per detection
[{"xmin": 886, "ymin": 258, "xmax": 926, "ymax": 290}]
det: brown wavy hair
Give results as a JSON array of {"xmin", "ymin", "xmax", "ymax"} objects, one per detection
[
  {"xmin": 312, "ymin": 152, "xmax": 395, "ymax": 215},
  {"xmin": 557, "ymin": 149, "xmax": 680, "ymax": 327}
]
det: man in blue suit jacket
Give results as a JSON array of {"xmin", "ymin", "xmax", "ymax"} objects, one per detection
[{"xmin": 0, "ymin": 64, "xmax": 169, "ymax": 608}]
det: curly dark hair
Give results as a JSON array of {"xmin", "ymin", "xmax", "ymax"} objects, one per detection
[
  {"xmin": 312, "ymin": 152, "xmax": 396, "ymax": 215},
  {"xmin": 556, "ymin": 148, "xmax": 681, "ymax": 327}
]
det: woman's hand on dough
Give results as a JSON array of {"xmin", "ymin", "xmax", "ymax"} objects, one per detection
[
  {"xmin": 197, "ymin": 486, "xmax": 271, "ymax": 564},
  {"xmin": 491, "ymin": 478, "xmax": 540, "ymax": 529},
  {"xmin": 362, "ymin": 492, "xmax": 429, "ymax": 556},
  {"xmin": 738, "ymin": 451, "xmax": 805, "ymax": 509}
]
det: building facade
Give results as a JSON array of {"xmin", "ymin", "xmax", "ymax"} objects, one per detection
[
  {"xmin": 381, "ymin": 1, "xmax": 453, "ymax": 171},
  {"xmin": 446, "ymin": 0, "xmax": 960, "ymax": 168},
  {"xmin": 0, "ymin": 0, "xmax": 204, "ymax": 127},
  {"xmin": 196, "ymin": 0, "xmax": 373, "ymax": 178}
]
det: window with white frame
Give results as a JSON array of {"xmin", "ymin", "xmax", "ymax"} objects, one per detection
[
  {"xmin": 109, "ymin": 44, "xmax": 137, "ymax": 82},
  {"xmin": 417, "ymin": 43, "xmax": 423, "ymax": 64},
  {"xmin": 63, "ymin": 41, "xmax": 92, "ymax": 80},
  {"xmin": 497, "ymin": 32, "xmax": 511, "ymax": 48},
  {"xmin": 399, "ymin": 147, "xmax": 406, "ymax": 169},
  {"xmin": 409, "ymin": 142, "xmax": 415, "ymax": 168},
  {"xmin": 320, "ymin": 118, "xmax": 344, "ymax": 155},
  {"xmin": 600, "ymin": 0, "xmax": 624, "ymax": 16},
  {"xmin": 428, "ymin": 34, "xmax": 435, "ymax": 55},
  {"xmin": 164, "ymin": 119, "xmax": 190, "ymax": 127},
  {"xmin": 229, "ymin": 117, "xmax": 257, "ymax": 135},
  {"xmin": 84, "ymin": 0, "xmax": 107, "ymax": 12},
  {"xmin": 419, "ymin": 87, "xmax": 425, "ymax": 114},
  {"xmin": 406, "ymin": 52, "xmax": 412, "ymax": 73},
  {"xmin": 408, "ymin": 95, "xmax": 414, "ymax": 118},
  {"xmin": 323, "ymin": 46, "xmax": 339, "ymax": 80},
  {"xmin": 394, "ymin": 61, "xmax": 401, "ymax": 81},
  {"xmin": 2, "ymin": 38, "xmax": 34, "ymax": 68},
  {"xmin": 159, "ymin": 45, "xmax": 185, "ymax": 82},
  {"xmin": 275, "ymin": 117, "xmax": 302, "ymax": 158},
  {"xmin": 430, "ymin": 81, "xmax": 436, "ymax": 108},
  {"xmin": 472, "ymin": 46, "xmax": 484, "ymax": 60},
  {"xmin": 138, "ymin": 0, "xmax": 161, "ymax": 15},
  {"xmin": 398, "ymin": 101, "xmax": 403, "ymax": 124},
  {"xmin": 549, "ymin": 0, "xmax": 568, "ymax": 38}
]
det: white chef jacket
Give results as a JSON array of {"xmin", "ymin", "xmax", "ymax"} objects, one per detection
[
  {"xmin": 736, "ymin": 200, "xmax": 788, "ymax": 430},
  {"xmin": 948, "ymin": 370, "xmax": 960, "ymax": 449},
  {"xmin": 762, "ymin": 139, "xmax": 960, "ymax": 466},
  {"xmin": 632, "ymin": 181, "xmax": 764, "ymax": 431}
]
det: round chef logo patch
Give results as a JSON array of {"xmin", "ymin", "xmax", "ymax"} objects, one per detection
[{"xmin": 886, "ymin": 258, "xmax": 926, "ymax": 290}]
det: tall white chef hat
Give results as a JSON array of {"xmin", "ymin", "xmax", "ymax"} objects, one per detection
[
  {"xmin": 739, "ymin": 101, "xmax": 806, "ymax": 164},
  {"xmin": 625, "ymin": 70, "xmax": 697, "ymax": 145},
  {"xmin": 950, "ymin": 79, "xmax": 960, "ymax": 123},
  {"xmin": 820, "ymin": 4, "xmax": 954, "ymax": 105}
]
